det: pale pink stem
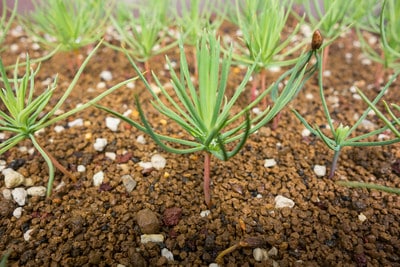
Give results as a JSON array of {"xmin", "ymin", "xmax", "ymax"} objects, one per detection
[{"xmin": 204, "ymin": 152, "xmax": 211, "ymax": 207}]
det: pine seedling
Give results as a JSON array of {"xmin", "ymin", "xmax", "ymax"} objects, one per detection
[
  {"xmin": 97, "ymin": 31, "xmax": 319, "ymax": 207},
  {"xmin": 292, "ymin": 54, "xmax": 400, "ymax": 179},
  {"xmin": 357, "ymin": 0, "xmax": 400, "ymax": 86},
  {"xmin": 109, "ymin": 0, "xmax": 176, "ymax": 81},
  {"xmin": 0, "ymin": 41, "xmax": 137, "ymax": 196},
  {"xmin": 0, "ymin": 0, "xmax": 18, "ymax": 48}
]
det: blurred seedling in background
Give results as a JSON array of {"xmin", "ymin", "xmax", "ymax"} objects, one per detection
[
  {"xmin": 292, "ymin": 54, "xmax": 400, "ymax": 179},
  {"xmin": 109, "ymin": 0, "xmax": 176, "ymax": 82},
  {"xmin": 172, "ymin": 0, "xmax": 225, "ymax": 76},
  {"xmin": 297, "ymin": 0, "xmax": 375, "ymax": 71},
  {"xmin": 0, "ymin": 0, "xmax": 18, "ymax": 49},
  {"xmin": 19, "ymin": 0, "xmax": 113, "ymax": 71},
  {"xmin": 0, "ymin": 42, "xmax": 137, "ymax": 196},
  {"xmin": 357, "ymin": 0, "xmax": 400, "ymax": 87},
  {"xmin": 97, "ymin": 32, "xmax": 319, "ymax": 207}
]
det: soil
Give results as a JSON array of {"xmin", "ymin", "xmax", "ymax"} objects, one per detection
[{"xmin": 1, "ymin": 19, "xmax": 400, "ymax": 267}]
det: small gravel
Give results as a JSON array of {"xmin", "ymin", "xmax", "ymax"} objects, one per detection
[
  {"xmin": 93, "ymin": 138, "xmax": 108, "ymax": 151},
  {"xmin": 68, "ymin": 118, "xmax": 83, "ymax": 128},
  {"xmin": 314, "ymin": 165, "xmax": 327, "ymax": 177},
  {"xmin": 12, "ymin": 188, "xmax": 28, "ymax": 206},
  {"xmin": 100, "ymin": 70, "xmax": 113, "ymax": 81},
  {"xmin": 105, "ymin": 117, "xmax": 120, "ymax": 132},
  {"xmin": 26, "ymin": 186, "xmax": 46, "ymax": 197},
  {"xmin": 13, "ymin": 207, "xmax": 23, "ymax": 218},
  {"xmin": 275, "ymin": 195, "xmax": 295, "ymax": 209},
  {"xmin": 121, "ymin": 175, "xmax": 137, "ymax": 193},
  {"xmin": 140, "ymin": 234, "xmax": 164, "ymax": 244},
  {"xmin": 161, "ymin": 248, "xmax": 174, "ymax": 261},
  {"xmin": 3, "ymin": 168, "xmax": 25, "ymax": 188},
  {"xmin": 151, "ymin": 154, "xmax": 166, "ymax": 170},
  {"xmin": 264, "ymin": 158, "xmax": 277, "ymax": 168},
  {"xmin": 93, "ymin": 171, "xmax": 104, "ymax": 186}
]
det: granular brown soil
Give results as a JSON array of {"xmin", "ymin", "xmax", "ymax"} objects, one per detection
[{"xmin": 0, "ymin": 19, "xmax": 399, "ymax": 266}]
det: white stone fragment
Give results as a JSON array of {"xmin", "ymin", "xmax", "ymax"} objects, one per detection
[
  {"xmin": 150, "ymin": 83, "xmax": 161, "ymax": 94},
  {"xmin": 264, "ymin": 159, "xmax": 277, "ymax": 168},
  {"xmin": 140, "ymin": 234, "xmax": 164, "ymax": 244},
  {"xmin": 253, "ymin": 248, "xmax": 269, "ymax": 262},
  {"xmin": 10, "ymin": 43, "xmax": 19, "ymax": 53},
  {"xmin": 305, "ymin": 93, "xmax": 314, "ymax": 100},
  {"xmin": 139, "ymin": 161, "xmax": 153, "ymax": 170},
  {"xmin": 0, "ymin": 160, "xmax": 6, "ymax": 172},
  {"xmin": 361, "ymin": 58, "xmax": 372, "ymax": 65},
  {"xmin": 361, "ymin": 119, "xmax": 376, "ymax": 130},
  {"xmin": 121, "ymin": 175, "xmax": 137, "ymax": 193},
  {"xmin": 209, "ymin": 264, "xmax": 220, "ymax": 267},
  {"xmin": 136, "ymin": 135, "xmax": 146, "ymax": 144},
  {"xmin": 126, "ymin": 82, "xmax": 135, "ymax": 89},
  {"xmin": 151, "ymin": 154, "xmax": 166, "ymax": 170},
  {"xmin": 274, "ymin": 195, "xmax": 295, "ymax": 209},
  {"xmin": 269, "ymin": 66, "xmax": 281, "ymax": 73},
  {"xmin": 200, "ymin": 210, "xmax": 211, "ymax": 217},
  {"xmin": 2, "ymin": 189, "xmax": 12, "ymax": 201},
  {"xmin": 12, "ymin": 188, "xmax": 28, "ymax": 206},
  {"xmin": 352, "ymin": 94, "xmax": 361, "ymax": 100},
  {"xmin": 106, "ymin": 117, "xmax": 120, "ymax": 132},
  {"xmin": 13, "ymin": 207, "xmax": 23, "ymax": 218},
  {"xmin": 301, "ymin": 128, "xmax": 311, "ymax": 137},
  {"xmin": 3, "ymin": 168, "xmax": 25, "ymax": 188},
  {"xmin": 68, "ymin": 118, "xmax": 83, "ymax": 128},
  {"xmin": 105, "ymin": 152, "xmax": 116, "ymax": 161},
  {"xmin": 161, "ymin": 248, "xmax": 174, "ymax": 261},
  {"xmin": 31, "ymin": 43, "xmax": 40, "ymax": 50},
  {"xmin": 100, "ymin": 70, "xmax": 113, "ymax": 81},
  {"xmin": 252, "ymin": 107, "xmax": 262, "ymax": 115},
  {"xmin": 314, "ymin": 165, "xmax": 326, "ymax": 177},
  {"xmin": 77, "ymin": 165, "xmax": 86, "ymax": 172},
  {"xmin": 97, "ymin": 81, "xmax": 106, "ymax": 89},
  {"xmin": 268, "ymin": 247, "xmax": 278, "ymax": 257},
  {"xmin": 323, "ymin": 70, "xmax": 331, "ymax": 77},
  {"xmin": 94, "ymin": 138, "xmax": 108, "ymax": 151},
  {"xmin": 378, "ymin": 134, "xmax": 390, "ymax": 140},
  {"xmin": 27, "ymin": 186, "xmax": 46, "ymax": 197},
  {"xmin": 24, "ymin": 229, "xmax": 34, "ymax": 241},
  {"xmin": 93, "ymin": 171, "xmax": 104, "ymax": 186},
  {"xmin": 54, "ymin": 125, "xmax": 65, "ymax": 133},
  {"xmin": 358, "ymin": 213, "xmax": 367, "ymax": 222}
]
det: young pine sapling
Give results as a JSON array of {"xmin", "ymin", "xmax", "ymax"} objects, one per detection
[
  {"xmin": 292, "ymin": 54, "xmax": 400, "ymax": 179},
  {"xmin": 0, "ymin": 0, "xmax": 18, "ymax": 48},
  {"xmin": 97, "ymin": 32, "xmax": 319, "ymax": 207},
  {"xmin": 0, "ymin": 42, "xmax": 137, "ymax": 196}
]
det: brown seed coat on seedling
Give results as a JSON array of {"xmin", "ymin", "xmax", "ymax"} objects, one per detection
[{"xmin": 311, "ymin": 30, "xmax": 323, "ymax": 50}]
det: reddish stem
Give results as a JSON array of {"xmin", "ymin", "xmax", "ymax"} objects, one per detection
[
  {"xmin": 34, "ymin": 139, "xmax": 76, "ymax": 183},
  {"xmin": 322, "ymin": 44, "xmax": 330, "ymax": 73},
  {"xmin": 204, "ymin": 152, "xmax": 211, "ymax": 208},
  {"xmin": 145, "ymin": 60, "xmax": 152, "ymax": 83},
  {"xmin": 250, "ymin": 72, "xmax": 259, "ymax": 102},
  {"xmin": 260, "ymin": 69, "xmax": 267, "ymax": 108}
]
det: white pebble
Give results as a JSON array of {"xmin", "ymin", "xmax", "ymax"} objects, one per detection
[
  {"xmin": 55, "ymin": 181, "xmax": 65, "ymax": 191},
  {"xmin": 209, "ymin": 264, "xmax": 220, "ymax": 267},
  {"xmin": 200, "ymin": 210, "xmax": 211, "ymax": 217},
  {"xmin": 54, "ymin": 125, "xmax": 65, "ymax": 133},
  {"xmin": 3, "ymin": 188, "xmax": 12, "ymax": 200},
  {"xmin": 361, "ymin": 119, "xmax": 376, "ymax": 130},
  {"xmin": 378, "ymin": 134, "xmax": 390, "ymax": 140},
  {"xmin": 10, "ymin": 43, "xmax": 19, "ymax": 53},
  {"xmin": 136, "ymin": 135, "xmax": 146, "ymax": 144},
  {"xmin": 126, "ymin": 82, "xmax": 135, "ymax": 89},
  {"xmin": 26, "ymin": 186, "xmax": 46, "ymax": 197},
  {"xmin": 68, "ymin": 118, "xmax": 83, "ymax": 128},
  {"xmin": 253, "ymin": 248, "xmax": 269, "ymax": 261},
  {"xmin": 264, "ymin": 159, "xmax": 277, "ymax": 168},
  {"xmin": 94, "ymin": 138, "xmax": 108, "ymax": 151},
  {"xmin": 274, "ymin": 195, "xmax": 295, "ymax": 209},
  {"xmin": 150, "ymin": 83, "xmax": 161, "ymax": 94},
  {"xmin": 106, "ymin": 117, "xmax": 120, "ymax": 132},
  {"xmin": 0, "ymin": 160, "xmax": 6, "ymax": 172},
  {"xmin": 358, "ymin": 213, "xmax": 367, "ymax": 222},
  {"xmin": 97, "ymin": 81, "xmax": 106, "ymax": 89},
  {"xmin": 77, "ymin": 165, "xmax": 86, "ymax": 172},
  {"xmin": 93, "ymin": 171, "xmax": 104, "ymax": 186},
  {"xmin": 323, "ymin": 70, "xmax": 331, "ymax": 77},
  {"xmin": 268, "ymin": 247, "xmax": 278, "ymax": 257},
  {"xmin": 151, "ymin": 154, "xmax": 166, "ymax": 170},
  {"xmin": 121, "ymin": 175, "xmax": 137, "ymax": 193},
  {"xmin": 361, "ymin": 58, "xmax": 371, "ymax": 65},
  {"xmin": 13, "ymin": 207, "xmax": 23, "ymax": 218},
  {"xmin": 268, "ymin": 66, "xmax": 281, "ymax": 73},
  {"xmin": 139, "ymin": 161, "xmax": 153, "ymax": 170},
  {"xmin": 105, "ymin": 152, "xmax": 116, "ymax": 161},
  {"xmin": 161, "ymin": 248, "xmax": 174, "ymax": 261},
  {"xmin": 305, "ymin": 93, "xmax": 314, "ymax": 100},
  {"xmin": 100, "ymin": 70, "xmax": 113, "ymax": 81},
  {"xmin": 252, "ymin": 107, "xmax": 262, "ymax": 115},
  {"xmin": 24, "ymin": 229, "xmax": 34, "ymax": 241},
  {"xmin": 352, "ymin": 94, "xmax": 361, "ymax": 100},
  {"xmin": 313, "ymin": 165, "xmax": 326, "ymax": 177},
  {"xmin": 301, "ymin": 128, "xmax": 311, "ymax": 137},
  {"xmin": 2, "ymin": 168, "xmax": 25, "ymax": 188},
  {"xmin": 140, "ymin": 234, "xmax": 164, "ymax": 244},
  {"xmin": 12, "ymin": 188, "xmax": 28, "ymax": 206},
  {"xmin": 31, "ymin": 43, "xmax": 40, "ymax": 50}
]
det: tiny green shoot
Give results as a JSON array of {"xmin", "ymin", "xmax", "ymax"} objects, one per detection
[
  {"xmin": 97, "ymin": 31, "xmax": 319, "ymax": 207},
  {"xmin": 0, "ymin": 41, "xmax": 137, "ymax": 197}
]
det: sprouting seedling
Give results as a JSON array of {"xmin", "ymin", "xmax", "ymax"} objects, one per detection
[
  {"xmin": 19, "ymin": 0, "xmax": 113, "ymax": 69},
  {"xmin": 96, "ymin": 31, "xmax": 319, "ymax": 207},
  {"xmin": 107, "ymin": 0, "xmax": 177, "ymax": 82},
  {"xmin": 229, "ymin": 0, "xmax": 303, "ymax": 106},
  {"xmin": 357, "ymin": 0, "xmax": 400, "ymax": 86},
  {"xmin": 0, "ymin": 41, "xmax": 137, "ymax": 197},
  {"xmin": 299, "ymin": 0, "xmax": 376, "ymax": 70},
  {"xmin": 292, "ymin": 54, "xmax": 400, "ymax": 179},
  {"xmin": 0, "ymin": 0, "xmax": 18, "ymax": 48},
  {"xmin": 215, "ymin": 236, "xmax": 266, "ymax": 264}
]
